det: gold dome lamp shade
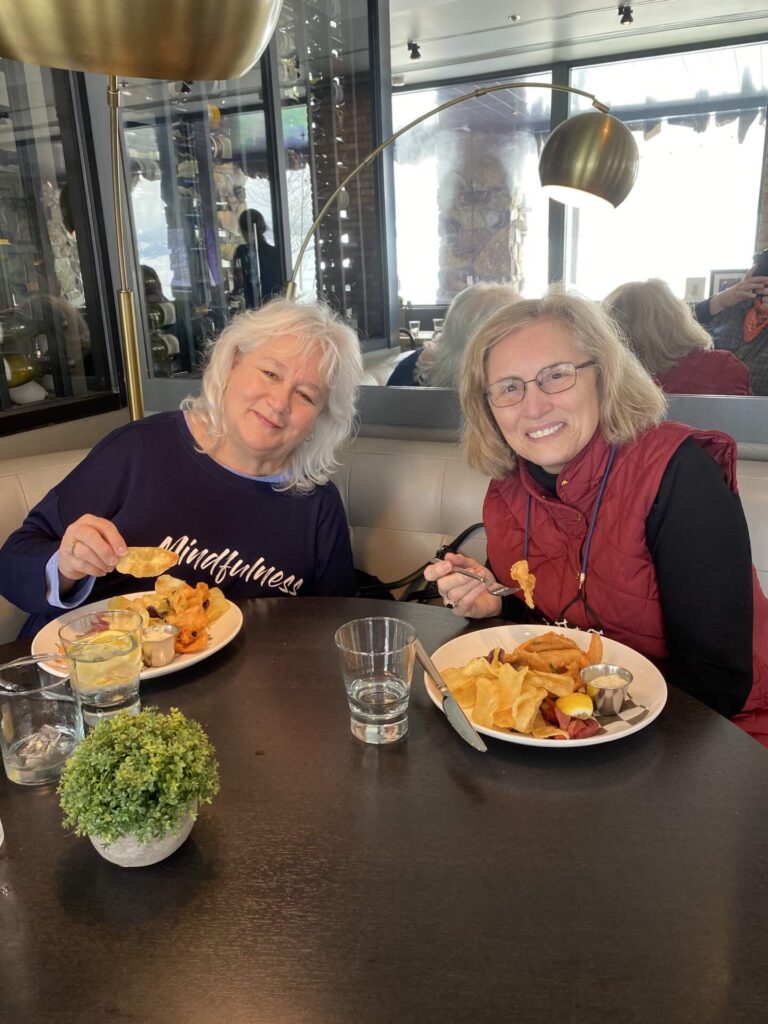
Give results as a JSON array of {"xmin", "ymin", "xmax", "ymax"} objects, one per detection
[
  {"xmin": 0, "ymin": 0, "xmax": 285, "ymax": 418},
  {"xmin": 539, "ymin": 109, "xmax": 639, "ymax": 211},
  {"xmin": 0, "ymin": 0, "xmax": 284, "ymax": 81}
]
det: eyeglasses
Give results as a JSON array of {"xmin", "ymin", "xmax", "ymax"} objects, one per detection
[{"xmin": 485, "ymin": 361, "xmax": 597, "ymax": 408}]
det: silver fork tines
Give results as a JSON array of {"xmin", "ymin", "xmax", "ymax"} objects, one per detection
[{"xmin": 430, "ymin": 560, "xmax": 520, "ymax": 598}]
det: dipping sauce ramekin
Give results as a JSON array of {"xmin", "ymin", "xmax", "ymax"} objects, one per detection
[{"xmin": 579, "ymin": 663, "xmax": 633, "ymax": 716}]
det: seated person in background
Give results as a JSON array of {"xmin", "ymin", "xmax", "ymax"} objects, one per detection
[
  {"xmin": 424, "ymin": 290, "xmax": 768, "ymax": 747},
  {"xmin": 387, "ymin": 282, "xmax": 519, "ymax": 387},
  {"xmin": 604, "ymin": 278, "xmax": 751, "ymax": 395},
  {"xmin": 0, "ymin": 300, "xmax": 363, "ymax": 637},
  {"xmin": 233, "ymin": 209, "xmax": 282, "ymax": 308},
  {"xmin": 692, "ymin": 249, "xmax": 768, "ymax": 396}
]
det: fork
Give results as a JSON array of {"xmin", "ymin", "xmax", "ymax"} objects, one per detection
[{"xmin": 429, "ymin": 559, "xmax": 521, "ymax": 598}]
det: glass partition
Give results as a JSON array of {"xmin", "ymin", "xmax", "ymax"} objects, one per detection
[
  {"xmin": 0, "ymin": 59, "xmax": 116, "ymax": 432},
  {"xmin": 121, "ymin": 0, "xmax": 388, "ymax": 398},
  {"xmin": 121, "ymin": 68, "xmax": 277, "ymax": 382}
]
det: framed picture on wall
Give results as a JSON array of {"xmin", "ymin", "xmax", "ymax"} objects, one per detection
[
  {"xmin": 684, "ymin": 276, "xmax": 706, "ymax": 302},
  {"xmin": 710, "ymin": 269, "xmax": 747, "ymax": 294}
]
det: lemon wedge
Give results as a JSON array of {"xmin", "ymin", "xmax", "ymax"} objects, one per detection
[{"xmin": 555, "ymin": 693, "xmax": 594, "ymax": 719}]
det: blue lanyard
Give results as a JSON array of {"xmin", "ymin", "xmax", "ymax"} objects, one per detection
[{"xmin": 524, "ymin": 444, "xmax": 619, "ymax": 593}]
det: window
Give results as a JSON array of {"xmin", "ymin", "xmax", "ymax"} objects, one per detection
[
  {"xmin": 567, "ymin": 43, "xmax": 768, "ymax": 299},
  {"xmin": 393, "ymin": 72, "xmax": 552, "ymax": 306}
]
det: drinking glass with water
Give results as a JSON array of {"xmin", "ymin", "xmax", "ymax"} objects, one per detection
[
  {"xmin": 59, "ymin": 610, "xmax": 143, "ymax": 730},
  {"xmin": 334, "ymin": 617, "xmax": 416, "ymax": 745}
]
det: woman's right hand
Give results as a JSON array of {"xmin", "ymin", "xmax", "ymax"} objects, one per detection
[
  {"xmin": 58, "ymin": 515, "xmax": 127, "ymax": 586},
  {"xmin": 709, "ymin": 274, "xmax": 768, "ymax": 315},
  {"xmin": 423, "ymin": 551, "xmax": 502, "ymax": 619}
]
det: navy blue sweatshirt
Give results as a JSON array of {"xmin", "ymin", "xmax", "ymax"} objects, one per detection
[{"xmin": 0, "ymin": 411, "xmax": 355, "ymax": 636}]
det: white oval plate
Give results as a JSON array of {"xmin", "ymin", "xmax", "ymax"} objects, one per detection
[
  {"xmin": 31, "ymin": 592, "xmax": 243, "ymax": 682},
  {"xmin": 427, "ymin": 623, "xmax": 667, "ymax": 748}
]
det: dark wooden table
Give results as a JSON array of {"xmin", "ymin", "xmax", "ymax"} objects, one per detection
[{"xmin": 1, "ymin": 598, "xmax": 767, "ymax": 1024}]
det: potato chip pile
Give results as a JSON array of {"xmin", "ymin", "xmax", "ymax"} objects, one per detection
[
  {"xmin": 108, "ymin": 575, "xmax": 228, "ymax": 655},
  {"xmin": 440, "ymin": 631, "xmax": 603, "ymax": 740}
]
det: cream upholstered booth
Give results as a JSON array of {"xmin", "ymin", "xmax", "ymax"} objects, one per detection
[
  {"xmin": 1, "ymin": 438, "xmax": 767, "ymax": 644},
  {"xmin": 0, "ymin": 449, "xmax": 89, "ymax": 641}
]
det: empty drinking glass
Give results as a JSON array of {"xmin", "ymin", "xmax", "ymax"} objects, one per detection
[
  {"xmin": 335, "ymin": 617, "xmax": 416, "ymax": 745},
  {"xmin": 0, "ymin": 655, "xmax": 83, "ymax": 786},
  {"xmin": 408, "ymin": 320, "xmax": 421, "ymax": 338}
]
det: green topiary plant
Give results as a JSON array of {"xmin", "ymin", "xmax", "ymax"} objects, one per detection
[{"xmin": 58, "ymin": 707, "xmax": 220, "ymax": 845}]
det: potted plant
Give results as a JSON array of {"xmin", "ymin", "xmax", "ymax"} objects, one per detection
[{"xmin": 58, "ymin": 707, "xmax": 219, "ymax": 867}]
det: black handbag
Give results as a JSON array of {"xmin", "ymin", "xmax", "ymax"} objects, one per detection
[{"xmin": 355, "ymin": 523, "xmax": 484, "ymax": 604}]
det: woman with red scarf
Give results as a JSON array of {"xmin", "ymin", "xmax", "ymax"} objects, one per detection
[
  {"xmin": 425, "ymin": 291, "xmax": 768, "ymax": 747},
  {"xmin": 694, "ymin": 249, "xmax": 768, "ymax": 395}
]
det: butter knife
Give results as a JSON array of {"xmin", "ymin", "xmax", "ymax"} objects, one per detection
[{"xmin": 415, "ymin": 638, "xmax": 487, "ymax": 753}]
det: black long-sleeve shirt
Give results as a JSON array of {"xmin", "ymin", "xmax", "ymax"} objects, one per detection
[{"xmin": 499, "ymin": 439, "xmax": 752, "ymax": 718}]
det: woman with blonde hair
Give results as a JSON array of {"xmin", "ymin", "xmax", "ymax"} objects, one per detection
[
  {"xmin": 425, "ymin": 290, "xmax": 768, "ymax": 746},
  {"xmin": 604, "ymin": 278, "xmax": 751, "ymax": 395},
  {"xmin": 0, "ymin": 300, "xmax": 364, "ymax": 635},
  {"xmin": 387, "ymin": 282, "xmax": 519, "ymax": 387}
]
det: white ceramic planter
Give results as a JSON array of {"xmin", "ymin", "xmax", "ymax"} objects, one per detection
[{"xmin": 89, "ymin": 803, "xmax": 197, "ymax": 867}]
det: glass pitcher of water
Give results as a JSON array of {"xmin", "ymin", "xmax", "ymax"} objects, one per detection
[{"xmin": 0, "ymin": 655, "xmax": 84, "ymax": 786}]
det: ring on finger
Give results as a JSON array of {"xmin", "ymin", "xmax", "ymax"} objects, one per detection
[
  {"xmin": 444, "ymin": 597, "xmax": 455, "ymax": 609},
  {"xmin": 66, "ymin": 540, "xmax": 76, "ymax": 556}
]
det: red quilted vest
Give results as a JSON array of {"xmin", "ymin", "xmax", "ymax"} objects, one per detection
[{"xmin": 484, "ymin": 423, "xmax": 768, "ymax": 745}]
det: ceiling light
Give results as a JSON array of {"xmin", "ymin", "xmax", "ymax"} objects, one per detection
[
  {"xmin": 508, "ymin": 14, "xmax": 521, "ymax": 22},
  {"xmin": 618, "ymin": 5, "xmax": 634, "ymax": 26},
  {"xmin": 407, "ymin": 41, "xmax": 421, "ymax": 60}
]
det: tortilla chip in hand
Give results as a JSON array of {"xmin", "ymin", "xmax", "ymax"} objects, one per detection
[{"xmin": 116, "ymin": 546, "xmax": 179, "ymax": 578}]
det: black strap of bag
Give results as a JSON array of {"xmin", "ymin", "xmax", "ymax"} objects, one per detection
[{"xmin": 355, "ymin": 523, "xmax": 484, "ymax": 603}]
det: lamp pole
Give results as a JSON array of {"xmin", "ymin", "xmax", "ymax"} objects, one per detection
[
  {"xmin": 284, "ymin": 81, "xmax": 627, "ymax": 301},
  {"xmin": 108, "ymin": 76, "xmax": 144, "ymax": 420}
]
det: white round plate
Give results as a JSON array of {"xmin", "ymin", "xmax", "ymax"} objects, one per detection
[
  {"xmin": 427, "ymin": 623, "xmax": 667, "ymax": 748},
  {"xmin": 31, "ymin": 592, "xmax": 243, "ymax": 681}
]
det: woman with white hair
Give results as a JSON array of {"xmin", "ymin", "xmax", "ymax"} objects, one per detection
[
  {"xmin": 425, "ymin": 290, "xmax": 768, "ymax": 745},
  {"xmin": 0, "ymin": 300, "xmax": 363, "ymax": 636},
  {"xmin": 387, "ymin": 282, "xmax": 519, "ymax": 387}
]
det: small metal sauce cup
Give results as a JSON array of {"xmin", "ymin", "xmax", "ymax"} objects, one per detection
[
  {"xmin": 580, "ymin": 663, "xmax": 633, "ymax": 716},
  {"xmin": 141, "ymin": 624, "xmax": 179, "ymax": 668}
]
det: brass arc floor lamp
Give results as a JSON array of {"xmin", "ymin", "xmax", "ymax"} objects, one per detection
[
  {"xmin": 285, "ymin": 81, "xmax": 639, "ymax": 299},
  {"xmin": 0, "ymin": 0, "xmax": 285, "ymax": 419}
]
